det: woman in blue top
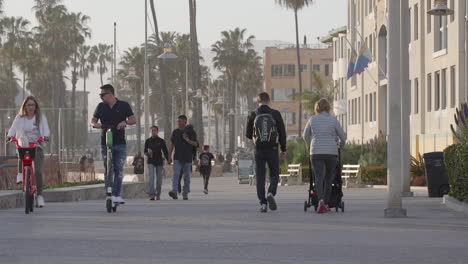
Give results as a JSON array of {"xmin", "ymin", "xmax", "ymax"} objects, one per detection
[{"xmin": 303, "ymin": 98, "xmax": 346, "ymax": 214}]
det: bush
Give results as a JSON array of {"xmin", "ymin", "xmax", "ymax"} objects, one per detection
[
  {"xmin": 359, "ymin": 132, "xmax": 387, "ymax": 167},
  {"xmin": 341, "ymin": 142, "xmax": 361, "ymax": 165},
  {"xmin": 361, "ymin": 166, "xmax": 387, "ymax": 185},
  {"xmin": 444, "ymin": 143, "xmax": 468, "ymax": 202}
]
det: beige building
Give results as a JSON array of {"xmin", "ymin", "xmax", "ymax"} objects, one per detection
[
  {"xmin": 324, "ymin": 0, "xmax": 467, "ymax": 156},
  {"xmin": 263, "ymin": 45, "xmax": 333, "ymax": 137}
]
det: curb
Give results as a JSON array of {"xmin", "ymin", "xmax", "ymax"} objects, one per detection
[
  {"xmin": 443, "ymin": 195, "xmax": 468, "ymax": 216},
  {"xmin": 0, "ymin": 182, "xmax": 146, "ymax": 210}
]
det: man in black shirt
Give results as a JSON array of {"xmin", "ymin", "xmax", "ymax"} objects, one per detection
[
  {"xmin": 168, "ymin": 115, "xmax": 199, "ymax": 200},
  {"xmin": 144, "ymin": 126, "xmax": 170, "ymax": 200},
  {"xmin": 91, "ymin": 84, "xmax": 136, "ymax": 204},
  {"xmin": 246, "ymin": 92, "xmax": 287, "ymax": 213}
]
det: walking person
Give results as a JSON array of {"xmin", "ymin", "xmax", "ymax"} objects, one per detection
[
  {"xmin": 246, "ymin": 92, "xmax": 287, "ymax": 213},
  {"xmin": 144, "ymin": 126, "xmax": 171, "ymax": 200},
  {"xmin": 7, "ymin": 96, "xmax": 50, "ymax": 208},
  {"xmin": 199, "ymin": 145, "xmax": 216, "ymax": 194},
  {"xmin": 168, "ymin": 115, "xmax": 199, "ymax": 200},
  {"xmin": 303, "ymin": 98, "xmax": 346, "ymax": 214},
  {"xmin": 91, "ymin": 84, "xmax": 136, "ymax": 204}
]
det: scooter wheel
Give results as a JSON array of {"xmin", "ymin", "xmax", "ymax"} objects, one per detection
[
  {"xmin": 106, "ymin": 199, "xmax": 112, "ymax": 213},
  {"xmin": 304, "ymin": 201, "xmax": 308, "ymax": 212},
  {"xmin": 112, "ymin": 206, "xmax": 117, "ymax": 212}
]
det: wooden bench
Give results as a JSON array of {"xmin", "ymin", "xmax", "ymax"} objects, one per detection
[
  {"xmin": 341, "ymin": 164, "xmax": 360, "ymax": 188},
  {"xmin": 279, "ymin": 164, "xmax": 302, "ymax": 186}
]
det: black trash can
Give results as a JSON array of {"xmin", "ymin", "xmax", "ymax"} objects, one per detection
[{"xmin": 423, "ymin": 152, "xmax": 450, "ymax": 197}]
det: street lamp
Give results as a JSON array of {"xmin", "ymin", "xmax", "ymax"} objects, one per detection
[
  {"xmin": 124, "ymin": 67, "xmax": 141, "ymax": 153},
  {"xmin": 427, "ymin": 0, "xmax": 454, "ymax": 16}
]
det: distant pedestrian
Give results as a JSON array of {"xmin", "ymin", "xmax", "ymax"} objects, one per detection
[
  {"xmin": 199, "ymin": 145, "xmax": 216, "ymax": 194},
  {"xmin": 144, "ymin": 126, "xmax": 171, "ymax": 200}
]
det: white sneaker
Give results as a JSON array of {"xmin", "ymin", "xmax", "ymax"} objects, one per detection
[
  {"xmin": 112, "ymin": 196, "xmax": 125, "ymax": 204},
  {"xmin": 16, "ymin": 173, "xmax": 23, "ymax": 184},
  {"xmin": 37, "ymin": 195, "xmax": 45, "ymax": 208}
]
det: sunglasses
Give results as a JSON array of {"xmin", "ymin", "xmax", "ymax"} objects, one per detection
[{"xmin": 99, "ymin": 93, "xmax": 110, "ymax": 97}]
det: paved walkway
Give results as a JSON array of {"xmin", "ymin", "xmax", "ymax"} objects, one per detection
[{"xmin": 1, "ymin": 173, "xmax": 467, "ymax": 264}]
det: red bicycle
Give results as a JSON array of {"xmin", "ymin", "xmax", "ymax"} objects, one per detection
[{"xmin": 9, "ymin": 136, "xmax": 44, "ymax": 214}]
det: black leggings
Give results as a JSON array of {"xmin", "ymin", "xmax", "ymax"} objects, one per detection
[{"xmin": 311, "ymin": 154, "xmax": 337, "ymax": 205}]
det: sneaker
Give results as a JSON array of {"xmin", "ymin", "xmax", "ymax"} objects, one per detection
[
  {"xmin": 112, "ymin": 196, "xmax": 125, "ymax": 204},
  {"xmin": 183, "ymin": 194, "xmax": 188, "ymax": 200},
  {"xmin": 156, "ymin": 196, "xmax": 160, "ymax": 201},
  {"xmin": 259, "ymin": 203, "xmax": 268, "ymax": 213},
  {"xmin": 16, "ymin": 173, "xmax": 23, "ymax": 184},
  {"xmin": 317, "ymin": 200, "xmax": 327, "ymax": 214},
  {"xmin": 37, "ymin": 195, "xmax": 45, "ymax": 208},
  {"xmin": 203, "ymin": 189, "xmax": 208, "ymax": 195},
  {"xmin": 267, "ymin": 193, "xmax": 277, "ymax": 211},
  {"xmin": 149, "ymin": 196, "xmax": 155, "ymax": 201},
  {"xmin": 169, "ymin": 191, "xmax": 178, "ymax": 200}
]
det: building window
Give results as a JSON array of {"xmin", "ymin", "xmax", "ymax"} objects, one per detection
[
  {"xmin": 282, "ymin": 112, "xmax": 296, "ymax": 125},
  {"xmin": 348, "ymin": 100, "xmax": 351, "ymax": 125},
  {"xmin": 272, "ymin": 88, "xmax": 295, "ymax": 101},
  {"xmin": 271, "ymin": 64, "xmax": 296, "ymax": 77},
  {"xmin": 358, "ymin": 97, "xmax": 361, "ymax": 124},
  {"xmin": 435, "ymin": 15, "xmax": 448, "ymax": 51},
  {"xmin": 414, "ymin": 78, "xmax": 419, "ymax": 114},
  {"xmin": 414, "ymin": 4, "xmax": 419, "ymax": 41},
  {"xmin": 365, "ymin": 94, "xmax": 369, "ymax": 122},
  {"xmin": 300, "ymin": 64, "xmax": 307, "ymax": 72},
  {"xmin": 325, "ymin": 64, "xmax": 330, "ymax": 76},
  {"xmin": 427, "ymin": 73, "xmax": 432, "ymax": 112},
  {"xmin": 442, "ymin": 69, "xmax": 447, "ymax": 109},
  {"xmin": 435, "ymin": 71, "xmax": 441, "ymax": 110},
  {"xmin": 313, "ymin": 64, "xmax": 321, "ymax": 72},
  {"xmin": 450, "ymin": 66, "xmax": 456, "ymax": 108},
  {"xmin": 373, "ymin": 92, "xmax": 377, "ymax": 122},
  {"xmin": 450, "ymin": 0, "xmax": 455, "ymax": 22},
  {"xmin": 427, "ymin": 0, "xmax": 432, "ymax": 33},
  {"xmin": 369, "ymin": 93, "xmax": 373, "ymax": 122}
]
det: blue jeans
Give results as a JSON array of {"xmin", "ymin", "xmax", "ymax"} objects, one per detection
[
  {"xmin": 172, "ymin": 160, "xmax": 192, "ymax": 195},
  {"xmin": 148, "ymin": 164, "xmax": 165, "ymax": 197},
  {"xmin": 101, "ymin": 144, "xmax": 127, "ymax": 197}
]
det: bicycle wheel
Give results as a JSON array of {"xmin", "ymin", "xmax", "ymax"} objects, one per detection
[{"xmin": 24, "ymin": 167, "xmax": 31, "ymax": 214}]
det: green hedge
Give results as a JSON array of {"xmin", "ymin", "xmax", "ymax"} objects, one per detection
[
  {"xmin": 361, "ymin": 166, "xmax": 387, "ymax": 185},
  {"xmin": 444, "ymin": 143, "xmax": 468, "ymax": 203}
]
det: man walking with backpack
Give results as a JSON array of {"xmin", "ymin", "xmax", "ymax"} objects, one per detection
[{"xmin": 246, "ymin": 92, "xmax": 287, "ymax": 213}]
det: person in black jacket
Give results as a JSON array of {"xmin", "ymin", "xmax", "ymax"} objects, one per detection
[
  {"xmin": 246, "ymin": 92, "xmax": 287, "ymax": 213},
  {"xmin": 144, "ymin": 126, "xmax": 171, "ymax": 200}
]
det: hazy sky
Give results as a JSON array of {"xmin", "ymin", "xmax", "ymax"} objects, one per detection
[{"xmin": 4, "ymin": 0, "xmax": 346, "ymax": 119}]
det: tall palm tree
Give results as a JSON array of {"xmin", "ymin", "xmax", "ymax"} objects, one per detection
[
  {"xmin": 78, "ymin": 45, "xmax": 96, "ymax": 129},
  {"xmin": 212, "ymin": 27, "xmax": 255, "ymax": 153},
  {"xmin": 274, "ymin": 0, "xmax": 315, "ymax": 134},
  {"xmin": 66, "ymin": 12, "xmax": 90, "ymax": 155},
  {"xmin": 239, "ymin": 49, "xmax": 263, "ymax": 112},
  {"xmin": 92, "ymin": 44, "xmax": 112, "ymax": 86},
  {"xmin": 120, "ymin": 47, "xmax": 144, "ymax": 152},
  {"xmin": 189, "ymin": 0, "xmax": 204, "ymax": 146}
]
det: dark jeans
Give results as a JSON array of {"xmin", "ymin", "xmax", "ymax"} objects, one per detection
[
  {"xmin": 200, "ymin": 166, "xmax": 211, "ymax": 190},
  {"xmin": 255, "ymin": 148, "xmax": 279, "ymax": 205},
  {"xmin": 311, "ymin": 154, "xmax": 338, "ymax": 205},
  {"xmin": 101, "ymin": 144, "xmax": 127, "ymax": 197}
]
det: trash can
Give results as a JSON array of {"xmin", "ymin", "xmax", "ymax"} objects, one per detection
[{"xmin": 422, "ymin": 152, "xmax": 450, "ymax": 197}]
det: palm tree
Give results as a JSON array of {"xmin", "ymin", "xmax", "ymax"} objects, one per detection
[
  {"xmin": 120, "ymin": 47, "xmax": 144, "ymax": 152},
  {"xmin": 212, "ymin": 27, "xmax": 255, "ymax": 152},
  {"xmin": 189, "ymin": 0, "xmax": 204, "ymax": 146},
  {"xmin": 67, "ymin": 12, "xmax": 90, "ymax": 155},
  {"xmin": 78, "ymin": 45, "xmax": 96, "ymax": 130},
  {"xmin": 239, "ymin": 49, "xmax": 263, "ymax": 112},
  {"xmin": 291, "ymin": 70, "xmax": 335, "ymax": 114},
  {"xmin": 274, "ymin": 0, "xmax": 315, "ymax": 134},
  {"xmin": 92, "ymin": 44, "xmax": 112, "ymax": 86}
]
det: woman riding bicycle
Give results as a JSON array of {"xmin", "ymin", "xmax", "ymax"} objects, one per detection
[{"xmin": 7, "ymin": 96, "xmax": 50, "ymax": 208}]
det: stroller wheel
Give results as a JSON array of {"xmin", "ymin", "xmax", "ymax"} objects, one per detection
[
  {"xmin": 304, "ymin": 201, "xmax": 308, "ymax": 212},
  {"xmin": 335, "ymin": 206, "xmax": 339, "ymax": 212},
  {"xmin": 341, "ymin": 201, "xmax": 345, "ymax": 212}
]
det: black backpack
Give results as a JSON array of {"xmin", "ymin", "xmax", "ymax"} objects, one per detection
[{"xmin": 253, "ymin": 109, "xmax": 278, "ymax": 147}]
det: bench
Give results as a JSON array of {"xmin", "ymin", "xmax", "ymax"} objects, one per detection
[
  {"xmin": 341, "ymin": 164, "xmax": 360, "ymax": 188},
  {"xmin": 279, "ymin": 164, "xmax": 302, "ymax": 186}
]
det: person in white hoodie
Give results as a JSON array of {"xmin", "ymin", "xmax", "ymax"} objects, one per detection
[{"xmin": 7, "ymin": 96, "xmax": 50, "ymax": 208}]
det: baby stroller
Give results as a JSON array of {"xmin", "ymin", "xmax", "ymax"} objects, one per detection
[{"xmin": 304, "ymin": 149, "xmax": 344, "ymax": 212}]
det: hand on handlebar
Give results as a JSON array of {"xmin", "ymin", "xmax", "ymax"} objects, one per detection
[
  {"xmin": 91, "ymin": 123, "xmax": 102, "ymax": 129},
  {"xmin": 5, "ymin": 136, "xmax": 11, "ymax": 142}
]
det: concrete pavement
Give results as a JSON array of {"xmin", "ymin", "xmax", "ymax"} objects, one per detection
[{"xmin": 1, "ymin": 173, "xmax": 467, "ymax": 264}]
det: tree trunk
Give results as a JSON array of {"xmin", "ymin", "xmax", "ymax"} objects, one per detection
[
  {"xmin": 82, "ymin": 69, "xmax": 88, "ymax": 147},
  {"xmin": 215, "ymin": 115, "xmax": 219, "ymax": 152},
  {"xmin": 229, "ymin": 76, "xmax": 235, "ymax": 154},
  {"xmin": 150, "ymin": 0, "xmax": 170, "ymax": 140},
  {"xmin": 189, "ymin": 0, "xmax": 204, "ymax": 146},
  {"xmin": 71, "ymin": 52, "xmax": 78, "ymax": 158},
  {"xmin": 294, "ymin": 9, "xmax": 303, "ymax": 136},
  {"xmin": 136, "ymin": 83, "xmax": 142, "ymax": 153}
]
